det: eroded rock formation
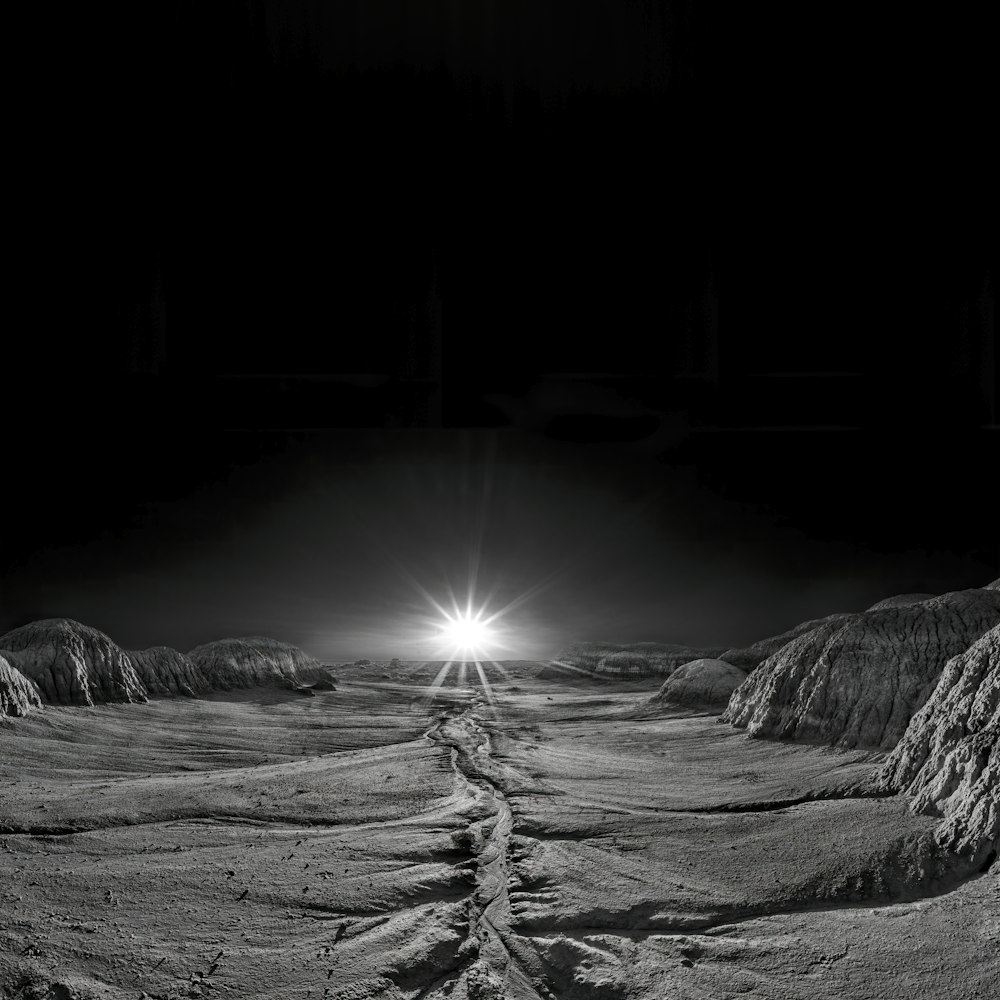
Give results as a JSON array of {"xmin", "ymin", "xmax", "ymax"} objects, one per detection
[
  {"xmin": 0, "ymin": 619, "xmax": 148, "ymax": 706},
  {"xmin": 722, "ymin": 589, "xmax": 1000, "ymax": 750},
  {"xmin": 718, "ymin": 613, "xmax": 856, "ymax": 672},
  {"xmin": 652, "ymin": 658, "xmax": 747, "ymax": 709},
  {"xmin": 557, "ymin": 641, "xmax": 724, "ymax": 678},
  {"xmin": 128, "ymin": 646, "xmax": 209, "ymax": 698},
  {"xmin": 876, "ymin": 624, "xmax": 999, "ymax": 863},
  {"xmin": 0, "ymin": 653, "xmax": 43, "ymax": 717},
  {"xmin": 865, "ymin": 593, "xmax": 935, "ymax": 611},
  {"xmin": 187, "ymin": 636, "xmax": 327, "ymax": 690},
  {"xmin": 595, "ymin": 650, "xmax": 662, "ymax": 678},
  {"xmin": 308, "ymin": 676, "xmax": 337, "ymax": 691}
]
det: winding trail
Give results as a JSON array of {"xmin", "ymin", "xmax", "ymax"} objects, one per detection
[
  {"xmin": 425, "ymin": 700, "xmax": 545, "ymax": 1000},
  {"xmin": 415, "ymin": 682, "xmax": 994, "ymax": 1000}
]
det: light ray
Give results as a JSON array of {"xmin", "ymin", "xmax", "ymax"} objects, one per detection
[
  {"xmin": 434, "ymin": 608, "xmax": 496, "ymax": 661},
  {"xmin": 544, "ymin": 659, "xmax": 597, "ymax": 678},
  {"xmin": 422, "ymin": 660, "xmax": 455, "ymax": 703},
  {"xmin": 486, "ymin": 660, "xmax": 515, "ymax": 683},
  {"xmin": 392, "ymin": 565, "xmax": 455, "ymax": 622},
  {"xmin": 474, "ymin": 659, "xmax": 497, "ymax": 706},
  {"xmin": 480, "ymin": 567, "xmax": 568, "ymax": 626}
]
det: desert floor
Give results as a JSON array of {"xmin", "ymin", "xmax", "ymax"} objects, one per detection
[{"xmin": 1, "ymin": 661, "xmax": 997, "ymax": 999}]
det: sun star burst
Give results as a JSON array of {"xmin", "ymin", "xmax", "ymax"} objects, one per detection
[{"xmin": 437, "ymin": 610, "xmax": 494, "ymax": 657}]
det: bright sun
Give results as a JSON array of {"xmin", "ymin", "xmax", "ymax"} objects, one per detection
[{"xmin": 438, "ymin": 612, "xmax": 494, "ymax": 655}]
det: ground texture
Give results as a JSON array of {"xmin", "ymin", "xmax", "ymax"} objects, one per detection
[{"xmin": 1, "ymin": 662, "xmax": 997, "ymax": 999}]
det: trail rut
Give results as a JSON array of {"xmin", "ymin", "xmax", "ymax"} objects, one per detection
[{"xmin": 426, "ymin": 702, "xmax": 546, "ymax": 1000}]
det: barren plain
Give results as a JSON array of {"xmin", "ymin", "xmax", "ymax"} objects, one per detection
[{"xmin": 2, "ymin": 658, "xmax": 996, "ymax": 1000}]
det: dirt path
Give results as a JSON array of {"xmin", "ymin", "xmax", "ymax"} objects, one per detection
[{"xmin": 426, "ymin": 700, "xmax": 545, "ymax": 1000}]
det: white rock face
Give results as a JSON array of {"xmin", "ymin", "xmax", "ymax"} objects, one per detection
[
  {"xmin": 0, "ymin": 619, "xmax": 148, "ymax": 706},
  {"xmin": 984, "ymin": 577, "xmax": 1000, "ymax": 591},
  {"xmin": 722, "ymin": 589, "xmax": 1000, "ymax": 750},
  {"xmin": 187, "ymin": 637, "xmax": 326, "ymax": 690},
  {"xmin": 652, "ymin": 658, "xmax": 747, "ymax": 708},
  {"xmin": 128, "ymin": 646, "xmax": 209, "ymax": 698},
  {"xmin": 0, "ymin": 653, "xmax": 43, "ymax": 717},
  {"xmin": 877, "ymin": 624, "xmax": 999, "ymax": 863}
]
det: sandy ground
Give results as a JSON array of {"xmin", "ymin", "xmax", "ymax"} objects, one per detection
[{"xmin": 1, "ymin": 662, "xmax": 996, "ymax": 999}]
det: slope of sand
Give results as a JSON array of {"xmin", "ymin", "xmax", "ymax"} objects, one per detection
[{"xmin": 1, "ymin": 662, "xmax": 996, "ymax": 999}]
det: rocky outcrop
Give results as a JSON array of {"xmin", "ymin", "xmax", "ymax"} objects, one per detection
[
  {"xmin": 865, "ymin": 593, "xmax": 935, "ymax": 611},
  {"xmin": 307, "ymin": 676, "xmax": 337, "ymax": 691},
  {"xmin": 127, "ymin": 646, "xmax": 209, "ymax": 698},
  {"xmin": 557, "ymin": 641, "xmax": 724, "ymax": 679},
  {"xmin": 0, "ymin": 654, "xmax": 43, "ymax": 717},
  {"xmin": 187, "ymin": 637, "xmax": 327, "ymax": 691},
  {"xmin": 984, "ymin": 577, "xmax": 1000, "ymax": 591},
  {"xmin": 722, "ymin": 589, "xmax": 1000, "ymax": 750},
  {"xmin": 0, "ymin": 619, "xmax": 148, "ymax": 706},
  {"xmin": 876, "ymin": 625, "xmax": 999, "ymax": 863},
  {"xmin": 652, "ymin": 658, "xmax": 747, "ymax": 709},
  {"xmin": 595, "ymin": 650, "xmax": 662, "ymax": 679},
  {"xmin": 718, "ymin": 613, "xmax": 856, "ymax": 672}
]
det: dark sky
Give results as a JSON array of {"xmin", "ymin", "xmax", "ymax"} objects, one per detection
[{"xmin": 4, "ymin": 3, "xmax": 997, "ymax": 659}]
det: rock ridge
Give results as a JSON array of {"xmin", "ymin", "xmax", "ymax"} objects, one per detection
[
  {"xmin": 0, "ymin": 653, "xmax": 43, "ymax": 717},
  {"xmin": 722, "ymin": 589, "xmax": 1000, "ymax": 750},
  {"xmin": 186, "ymin": 636, "xmax": 328, "ymax": 690},
  {"xmin": 652, "ymin": 658, "xmax": 747, "ymax": 709},
  {"xmin": 127, "ymin": 646, "xmax": 210, "ymax": 698},
  {"xmin": 0, "ymin": 619, "xmax": 148, "ymax": 707},
  {"xmin": 876, "ymin": 624, "xmax": 999, "ymax": 863}
]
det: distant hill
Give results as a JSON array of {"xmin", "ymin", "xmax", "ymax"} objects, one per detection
[
  {"xmin": 0, "ymin": 619, "xmax": 331, "ymax": 718},
  {"xmin": 186, "ymin": 636, "xmax": 328, "ymax": 691},
  {"xmin": 651, "ymin": 658, "xmax": 746, "ymax": 710},
  {"xmin": 554, "ymin": 641, "xmax": 725, "ymax": 679}
]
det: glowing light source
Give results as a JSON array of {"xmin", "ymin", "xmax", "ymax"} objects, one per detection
[{"xmin": 437, "ymin": 610, "xmax": 494, "ymax": 658}]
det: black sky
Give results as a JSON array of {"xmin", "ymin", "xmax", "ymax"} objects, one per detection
[{"xmin": 5, "ymin": 3, "xmax": 997, "ymax": 658}]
